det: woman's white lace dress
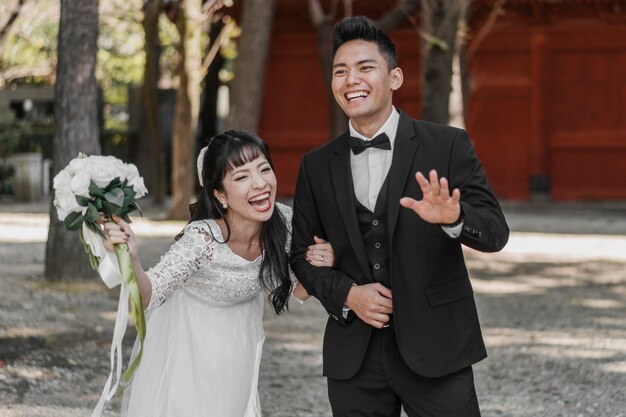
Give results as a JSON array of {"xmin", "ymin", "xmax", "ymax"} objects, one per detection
[{"xmin": 121, "ymin": 203, "xmax": 292, "ymax": 417}]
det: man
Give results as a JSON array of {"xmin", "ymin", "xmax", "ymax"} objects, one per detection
[{"xmin": 290, "ymin": 16, "xmax": 509, "ymax": 417}]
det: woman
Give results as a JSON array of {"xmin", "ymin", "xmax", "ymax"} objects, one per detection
[{"xmin": 102, "ymin": 131, "xmax": 333, "ymax": 416}]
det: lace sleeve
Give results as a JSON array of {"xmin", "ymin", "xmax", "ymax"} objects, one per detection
[
  {"xmin": 145, "ymin": 221, "xmax": 215, "ymax": 310},
  {"xmin": 277, "ymin": 203, "xmax": 300, "ymax": 290},
  {"xmin": 277, "ymin": 202, "xmax": 293, "ymax": 255}
]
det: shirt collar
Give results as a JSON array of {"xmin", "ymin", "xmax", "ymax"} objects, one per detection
[{"xmin": 348, "ymin": 107, "xmax": 399, "ymax": 147}]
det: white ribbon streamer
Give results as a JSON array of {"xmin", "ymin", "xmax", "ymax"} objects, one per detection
[{"xmin": 82, "ymin": 224, "xmax": 130, "ymax": 417}]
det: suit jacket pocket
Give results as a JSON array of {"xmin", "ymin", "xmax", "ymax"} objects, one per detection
[{"xmin": 425, "ymin": 277, "xmax": 473, "ymax": 307}]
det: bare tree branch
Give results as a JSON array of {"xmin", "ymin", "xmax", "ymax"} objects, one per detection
[
  {"xmin": 0, "ymin": 0, "xmax": 28, "ymax": 54},
  {"xmin": 467, "ymin": 0, "xmax": 506, "ymax": 59},
  {"xmin": 199, "ymin": 17, "xmax": 233, "ymax": 80},
  {"xmin": 0, "ymin": 65, "xmax": 53, "ymax": 86},
  {"xmin": 378, "ymin": 0, "xmax": 420, "ymax": 32}
]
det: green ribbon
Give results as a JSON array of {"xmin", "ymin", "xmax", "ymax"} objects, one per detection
[{"xmin": 114, "ymin": 242, "xmax": 146, "ymax": 388}]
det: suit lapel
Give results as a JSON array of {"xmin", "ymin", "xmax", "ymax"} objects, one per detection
[
  {"xmin": 387, "ymin": 111, "xmax": 419, "ymax": 244},
  {"xmin": 330, "ymin": 134, "xmax": 374, "ymax": 282}
]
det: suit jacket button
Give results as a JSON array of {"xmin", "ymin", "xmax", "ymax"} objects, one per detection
[{"xmin": 372, "ymin": 219, "xmax": 379, "ymax": 226}]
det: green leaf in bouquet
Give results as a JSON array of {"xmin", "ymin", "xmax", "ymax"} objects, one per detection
[
  {"xmin": 121, "ymin": 213, "xmax": 132, "ymax": 223},
  {"xmin": 89, "ymin": 181, "xmax": 105, "ymax": 198},
  {"xmin": 85, "ymin": 219, "xmax": 105, "ymax": 238},
  {"xmin": 84, "ymin": 202, "xmax": 101, "ymax": 223},
  {"xmin": 127, "ymin": 201, "xmax": 143, "ymax": 218},
  {"xmin": 123, "ymin": 185, "xmax": 136, "ymax": 197},
  {"xmin": 104, "ymin": 187, "xmax": 125, "ymax": 207},
  {"xmin": 107, "ymin": 177, "xmax": 123, "ymax": 190},
  {"xmin": 75, "ymin": 195, "xmax": 91, "ymax": 207},
  {"xmin": 93, "ymin": 198, "xmax": 103, "ymax": 210},
  {"xmin": 64, "ymin": 211, "xmax": 84, "ymax": 230},
  {"xmin": 101, "ymin": 199, "xmax": 123, "ymax": 215}
]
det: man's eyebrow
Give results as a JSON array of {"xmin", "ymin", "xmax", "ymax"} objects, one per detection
[{"xmin": 332, "ymin": 59, "xmax": 378, "ymax": 68}]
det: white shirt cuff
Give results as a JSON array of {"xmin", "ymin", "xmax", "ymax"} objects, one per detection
[{"xmin": 441, "ymin": 221, "xmax": 463, "ymax": 238}]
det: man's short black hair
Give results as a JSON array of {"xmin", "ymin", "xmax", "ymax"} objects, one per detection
[{"xmin": 331, "ymin": 16, "xmax": 398, "ymax": 70}]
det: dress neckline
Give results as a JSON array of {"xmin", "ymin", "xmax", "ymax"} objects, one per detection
[{"xmin": 204, "ymin": 219, "xmax": 263, "ymax": 263}]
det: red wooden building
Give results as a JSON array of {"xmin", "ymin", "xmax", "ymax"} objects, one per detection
[{"xmin": 256, "ymin": 0, "xmax": 626, "ymax": 201}]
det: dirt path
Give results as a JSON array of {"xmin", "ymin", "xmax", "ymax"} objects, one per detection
[{"xmin": 1, "ymin": 210, "xmax": 625, "ymax": 416}]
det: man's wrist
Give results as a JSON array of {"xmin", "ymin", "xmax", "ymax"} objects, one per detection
[
  {"xmin": 441, "ymin": 206, "xmax": 464, "ymax": 227},
  {"xmin": 343, "ymin": 283, "xmax": 357, "ymax": 315}
]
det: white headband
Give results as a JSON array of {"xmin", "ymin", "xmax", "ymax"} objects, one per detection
[{"xmin": 197, "ymin": 146, "xmax": 208, "ymax": 186}]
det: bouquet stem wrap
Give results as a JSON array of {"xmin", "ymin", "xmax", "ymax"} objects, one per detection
[{"xmin": 82, "ymin": 224, "xmax": 145, "ymax": 417}]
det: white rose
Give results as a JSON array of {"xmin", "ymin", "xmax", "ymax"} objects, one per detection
[
  {"xmin": 55, "ymin": 189, "xmax": 82, "ymax": 220},
  {"xmin": 129, "ymin": 176, "xmax": 148, "ymax": 198},
  {"xmin": 90, "ymin": 159, "xmax": 119, "ymax": 188},
  {"xmin": 68, "ymin": 156, "xmax": 89, "ymax": 176},
  {"xmin": 70, "ymin": 171, "xmax": 91, "ymax": 197},
  {"xmin": 53, "ymin": 169, "xmax": 72, "ymax": 193},
  {"xmin": 122, "ymin": 163, "xmax": 147, "ymax": 198}
]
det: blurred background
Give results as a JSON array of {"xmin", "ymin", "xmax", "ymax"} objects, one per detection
[
  {"xmin": 2, "ymin": 0, "xmax": 625, "ymax": 211},
  {"xmin": 0, "ymin": 1, "xmax": 625, "ymax": 415}
]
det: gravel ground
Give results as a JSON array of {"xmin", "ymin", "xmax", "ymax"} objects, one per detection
[{"xmin": 0, "ymin": 202, "xmax": 625, "ymax": 417}]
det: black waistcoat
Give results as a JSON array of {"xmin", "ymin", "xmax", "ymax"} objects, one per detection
[{"xmin": 354, "ymin": 175, "xmax": 391, "ymax": 287}]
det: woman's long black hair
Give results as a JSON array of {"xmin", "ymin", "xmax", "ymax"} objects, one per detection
[{"xmin": 177, "ymin": 130, "xmax": 291, "ymax": 314}]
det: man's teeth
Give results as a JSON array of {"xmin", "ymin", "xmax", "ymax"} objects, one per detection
[{"xmin": 347, "ymin": 91, "xmax": 369, "ymax": 100}]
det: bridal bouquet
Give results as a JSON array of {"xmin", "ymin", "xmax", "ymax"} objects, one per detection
[{"xmin": 53, "ymin": 153, "xmax": 147, "ymax": 415}]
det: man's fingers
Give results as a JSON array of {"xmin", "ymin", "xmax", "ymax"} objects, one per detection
[
  {"xmin": 367, "ymin": 314, "xmax": 390, "ymax": 329},
  {"xmin": 415, "ymin": 171, "xmax": 430, "ymax": 192},
  {"xmin": 375, "ymin": 284, "xmax": 392, "ymax": 299},
  {"xmin": 429, "ymin": 170, "xmax": 441, "ymax": 196},
  {"xmin": 439, "ymin": 177, "xmax": 450, "ymax": 199},
  {"xmin": 399, "ymin": 197, "xmax": 419, "ymax": 211},
  {"xmin": 428, "ymin": 169, "xmax": 439, "ymax": 185},
  {"xmin": 451, "ymin": 188, "xmax": 461, "ymax": 202}
]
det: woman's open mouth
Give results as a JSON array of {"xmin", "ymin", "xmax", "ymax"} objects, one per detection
[{"xmin": 248, "ymin": 192, "xmax": 272, "ymax": 212}]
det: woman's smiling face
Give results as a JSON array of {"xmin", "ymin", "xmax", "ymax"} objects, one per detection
[{"xmin": 214, "ymin": 154, "xmax": 277, "ymax": 225}]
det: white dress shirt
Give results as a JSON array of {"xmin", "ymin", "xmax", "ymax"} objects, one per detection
[{"xmin": 348, "ymin": 107, "xmax": 463, "ymax": 238}]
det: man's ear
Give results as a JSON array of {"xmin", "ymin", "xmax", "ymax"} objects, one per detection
[{"xmin": 390, "ymin": 67, "xmax": 404, "ymax": 91}]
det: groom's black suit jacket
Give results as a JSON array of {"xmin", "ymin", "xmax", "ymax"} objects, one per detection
[{"xmin": 290, "ymin": 110, "xmax": 509, "ymax": 380}]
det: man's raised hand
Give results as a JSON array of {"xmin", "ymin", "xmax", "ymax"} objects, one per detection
[{"xmin": 399, "ymin": 169, "xmax": 461, "ymax": 225}]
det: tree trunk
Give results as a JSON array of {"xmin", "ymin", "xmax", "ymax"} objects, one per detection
[
  {"xmin": 420, "ymin": 0, "xmax": 465, "ymax": 124},
  {"xmin": 224, "ymin": 0, "xmax": 275, "ymax": 131},
  {"xmin": 377, "ymin": 0, "xmax": 421, "ymax": 33},
  {"xmin": 196, "ymin": 17, "xmax": 226, "ymax": 156},
  {"xmin": 307, "ymin": 0, "xmax": 348, "ymax": 138},
  {"xmin": 169, "ymin": 0, "xmax": 202, "ymax": 220},
  {"xmin": 139, "ymin": 0, "xmax": 166, "ymax": 205},
  {"xmin": 45, "ymin": 0, "xmax": 100, "ymax": 280}
]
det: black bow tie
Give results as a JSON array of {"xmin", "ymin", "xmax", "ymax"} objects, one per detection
[{"xmin": 348, "ymin": 133, "xmax": 391, "ymax": 155}]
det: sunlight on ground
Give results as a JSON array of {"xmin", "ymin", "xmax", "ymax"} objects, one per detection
[
  {"xmin": 0, "ymin": 406, "xmax": 92, "ymax": 417},
  {"xmin": 4, "ymin": 365, "xmax": 56, "ymax": 380},
  {"xmin": 471, "ymin": 274, "xmax": 587, "ymax": 295},
  {"xmin": 3, "ymin": 213, "xmax": 626, "ymax": 262},
  {"xmin": 485, "ymin": 327, "xmax": 626, "ymax": 350},
  {"xmin": 0, "ymin": 213, "xmax": 185, "ymax": 242},
  {"xmin": 493, "ymin": 232, "xmax": 626, "ymax": 261},
  {"xmin": 601, "ymin": 361, "xmax": 626, "ymax": 373},
  {"xmin": 0, "ymin": 326, "xmax": 68, "ymax": 338},
  {"xmin": 573, "ymin": 298, "xmax": 624, "ymax": 309}
]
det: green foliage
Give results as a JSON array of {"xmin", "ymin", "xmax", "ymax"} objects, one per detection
[
  {"xmin": 0, "ymin": 0, "xmax": 58, "ymax": 85},
  {"xmin": 68, "ymin": 177, "xmax": 141, "ymax": 236}
]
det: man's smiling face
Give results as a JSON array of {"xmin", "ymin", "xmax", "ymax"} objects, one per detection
[{"xmin": 331, "ymin": 39, "xmax": 402, "ymax": 132}]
